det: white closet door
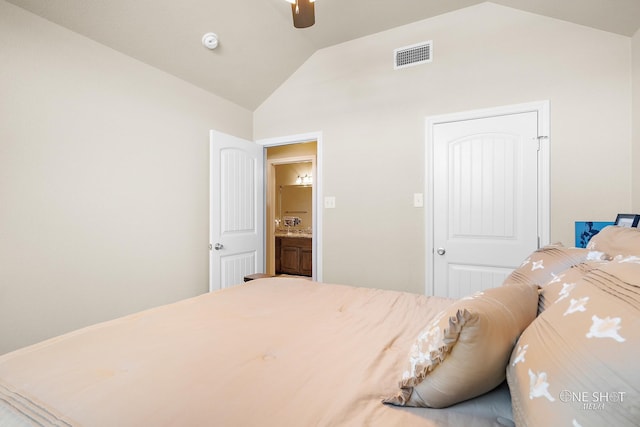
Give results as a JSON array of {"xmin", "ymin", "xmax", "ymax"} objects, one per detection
[{"xmin": 432, "ymin": 111, "xmax": 539, "ymax": 298}]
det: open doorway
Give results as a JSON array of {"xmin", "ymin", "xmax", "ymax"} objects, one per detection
[{"xmin": 265, "ymin": 142, "xmax": 317, "ymax": 277}]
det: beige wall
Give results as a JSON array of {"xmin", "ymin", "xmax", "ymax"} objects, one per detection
[
  {"xmin": 633, "ymin": 30, "xmax": 640, "ymax": 211},
  {"xmin": 255, "ymin": 3, "xmax": 633, "ymax": 293},
  {"xmin": 0, "ymin": 1, "xmax": 252, "ymax": 354},
  {"xmin": 2, "ymin": 0, "xmax": 636, "ymax": 353}
]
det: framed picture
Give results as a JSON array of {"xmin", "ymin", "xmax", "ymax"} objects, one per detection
[
  {"xmin": 575, "ymin": 221, "xmax": 614, "ymax": 248},
  {"xmin": 614, "ymin": 214, "xmax": 640, "ymax": 228}
]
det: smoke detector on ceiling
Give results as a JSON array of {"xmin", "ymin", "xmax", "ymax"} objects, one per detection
[{"xmin": 202, "ymin": 33, "xmax": 219, "ymax": 50}]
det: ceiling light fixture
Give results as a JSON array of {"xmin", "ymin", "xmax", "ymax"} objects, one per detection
[{"xmin": 285, "ymin": 0, "xmax": 315, "ymax": 29}]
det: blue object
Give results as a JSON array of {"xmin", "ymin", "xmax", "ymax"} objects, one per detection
[{"xmin": 574, "ymin": 221, "xmax": 614, "ymax": 248}]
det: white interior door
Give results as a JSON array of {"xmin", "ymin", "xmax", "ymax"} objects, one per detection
[
  {"xmin": 431, "ymin": 110, "xmax": 543, "ymax": 298},
  {"xmin": 210, "ymin": 130, "xmax": 264, "ymax": 291}
]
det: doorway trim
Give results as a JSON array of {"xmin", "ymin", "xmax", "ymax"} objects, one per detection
[
  {"xmin": 257, "ymin": 131, "xmax": 323, "ymax": 282},
  {"xmin": 424, "ymin": 101, "xmax": 549, "ymax": 295}
]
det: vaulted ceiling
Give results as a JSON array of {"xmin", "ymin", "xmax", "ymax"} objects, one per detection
[{"xmin": 7, "ymin": 0, "xmax": 640, "ymax": 110}]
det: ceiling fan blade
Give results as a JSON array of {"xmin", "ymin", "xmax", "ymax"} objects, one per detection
[{"xmin": 291, "ymin": 0, "xmax": 315, "ymax": 28}]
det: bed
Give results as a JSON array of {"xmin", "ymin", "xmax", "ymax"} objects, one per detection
[
  {"xmin": 1, "ymin": 226, "xmax": 638, "ymax": 427},
  {"xmin": 0, "ymin": 279, "xmax": 515, "ymax": 426}
]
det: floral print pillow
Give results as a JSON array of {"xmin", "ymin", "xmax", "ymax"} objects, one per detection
[
  {"xmin": 587, "ymin": 225, "xmax": 640, "ymax": 258},
  {"xmin": 504, "ymin": 244, "xmax": 609, "ymax": 290},
  {"xmin": 538, "ymin": 260, "xmax": 608, "ymax": 313},
  {"xmin": 384, "ymin": 282, "xmax": 538, "ymax": 408},
  {"xmin": 507, "ymin": 257, "xmax": 640, "ymax": 427}
]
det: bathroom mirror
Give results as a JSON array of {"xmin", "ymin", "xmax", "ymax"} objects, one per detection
[{"xmin": 279, "ymin": 185, "xmax": 312, "ymax": 229}]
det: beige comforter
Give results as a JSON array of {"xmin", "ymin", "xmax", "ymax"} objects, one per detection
[{"xmin": 0, "ymin": 278, "xmax": 512, "ymax": 426}]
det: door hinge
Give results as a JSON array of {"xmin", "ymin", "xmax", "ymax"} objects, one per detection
[{"xmin": 537, "ymin": 135, "xmax": 548, "ymax": 145}]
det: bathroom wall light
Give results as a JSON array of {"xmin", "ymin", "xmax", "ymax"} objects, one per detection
[{"xmin": 296, "ymin": 174, "xmax": 312, "ymax": 185}]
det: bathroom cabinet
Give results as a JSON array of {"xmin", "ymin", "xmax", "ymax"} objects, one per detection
[{"xmin": 275, "ymin": 236, "xmax": 312, "ymax": 277}]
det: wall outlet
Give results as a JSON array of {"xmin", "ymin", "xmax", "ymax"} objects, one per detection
[
  {"xmin": 413, "ymin": 193, "xmax": 424, "ymax": 208},
  {"xmin": 324, "ymin": 196, "xmax": 336, "ymax": 209}
]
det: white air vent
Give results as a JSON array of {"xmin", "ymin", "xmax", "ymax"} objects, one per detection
[{"xmin": 394, "ymin": 41, "xmax": 432, "ymax": 70}]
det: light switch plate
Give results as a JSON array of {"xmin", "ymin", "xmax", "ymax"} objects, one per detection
[
  {"xmin": 324, "ymin": 196, "xmax": 336, "ymax": 209},
  {"xmin": 413, "ymin": 193, "xmax": 424, "ymax": 208}
]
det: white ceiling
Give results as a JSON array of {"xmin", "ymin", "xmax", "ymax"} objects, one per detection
[{"xmin": 7, "ymin": 0, "xmax": 640, "ymax": 110}]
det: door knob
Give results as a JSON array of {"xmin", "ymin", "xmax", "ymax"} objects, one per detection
[
  {"xmin": 214, "ymin": 243, "xmax": 224, "ymax": 250},
  {"xmin": 436, "ymin": 248, "xmax": 446, "ymax": 255}
]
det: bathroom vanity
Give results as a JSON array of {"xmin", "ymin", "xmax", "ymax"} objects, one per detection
[{"xmin": 275, "ymin": 234, "xmax": 312, "ymax": 277}]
